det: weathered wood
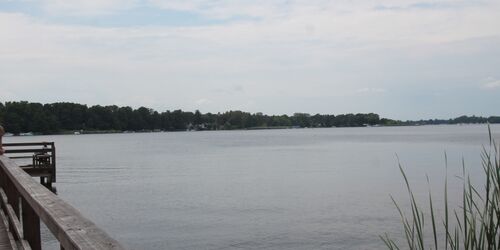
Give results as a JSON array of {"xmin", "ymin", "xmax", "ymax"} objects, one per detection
[
  {"xmin": 22, "ymin": 198, "xmax": 41, "ymax": 250},
  {"xmin": 3, "ymin": 149, "xmax": 50, "ymax": 154},
  {"xmin": 0, "ymin": 209, "xmax": 14, "ymax": 250},
  {"xmin": 0, "ymin": 189, "xmax": 8, "ymax": 211},
  {"xmin": 0, "ymin": 156, "xmax": 124, "ymax": 250},
  {"xmin": 3, "ymin": 142, "xmax": 57, "ymax": 188},
  {"xmin": 1, "ymin": 190, "xmax": 34, "ymax": 250},
  {"xmin": 0, "ymin": 189, "xmax": 17, "ymax": 250},
  {"xmin": 6, "ymin": 204, "xmax": 23, "ymax": 241},
  {"xmin": 2, "ymin": 143, "xmax": 53, "ymax": 147},
  {"xmin": 8, "ymin": 156, "xmax": 33, "ymax": 160},
  {"xmin": 51, "ymin": 146, "xmax": 56, "ymax": 183},
  {"xmin": 18, "ymin": 168, "xmax": 52, "ymax": 178},
  {"xmin": 4, "ymin": 178, "xmax": 20, "ymax": 219}
]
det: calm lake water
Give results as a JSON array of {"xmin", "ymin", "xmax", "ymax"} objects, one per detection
[{"xmin": 5, "ymin": 125, "xmax": 500, "ymax": 249}]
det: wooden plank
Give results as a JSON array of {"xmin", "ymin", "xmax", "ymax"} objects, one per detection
[
  {"xmin": 1, "ymin": 190, "xmax": 30, "ymax": 250},
  {"xmin": 0, "ymin": 189, "xmax": 16, "ymax": 250},
  {"xmin": 4, "ymin": 179, "xmax": 20, "ymax": 219},
  {"xmin": 6, "ymin": 204, "xmax": 23, "ymax": 241},
  {"xmin": 0, "ymin": 156, "xmax": 124, "ymax": 250},
  {"xmin": 51, "ymin": 146, "xmax": 56, "ymax": 183},
  {"xmin": 0, "ymin": 189, "xmax": 8, "ymax": 210},
  {"xmin": 0, "ymin": 209, "xmax": 14, "ymax": 250},
  {"xmin": 2, "ymin": 143, "xmax": 53, "ymax": 147},
  {"xmin": 4, "ymin": 149, "xmax": 50, "ymax": 154},
  {"xmin": 22, "ymin": 198, "xmax": 40, "ymax": 250},
  {"xmin": 18, "ymin": 168, "xmax": 52, "ymax": 177},
  {"xmin": 0, "ymin": 209, "xmax": 17, "ymax": 250}
]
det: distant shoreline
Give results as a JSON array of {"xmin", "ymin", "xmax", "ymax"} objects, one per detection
[
  {"xmin": 1, "ymin": 101, "xmax": 499, "ymax": 136},
  {"xmin": 3, "ymin": 123, "xmax": 495, "ymax": 137}
]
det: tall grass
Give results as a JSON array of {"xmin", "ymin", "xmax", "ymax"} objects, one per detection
[{"xmin": 382, "ymin": 126, "xmax": 500, "ymax": 250}]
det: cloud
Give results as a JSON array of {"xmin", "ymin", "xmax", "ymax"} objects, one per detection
[
  {"xmin": 2, "ymin": 1, "xmax": 500, "ymax": 117},
  {"xmin": 481, "ymin": 78, "xmax": 500, "ymax": 89},
  {"xmin": 37, "ymin": 0, "xmax": 140, "ymax": 16},
  {"xmin": 195, "ymin": 98, "xmax": 212, "ymax": 105},
  {"xmin": 148, "ymin": 0, "xmax": 290, "ymax": 20},
  {"xmin": 5, "ymin": 1, "xmax": 500, "ymax": 46},
  {"xmin": 356, "ymin": 88, "xmax": 387, "ymax": 93},
  {"xmin": 374, "ymin": 1, "xmax": 478, "ymax": 11}
]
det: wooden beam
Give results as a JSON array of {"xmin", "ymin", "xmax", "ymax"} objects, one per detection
[
  {"xmin": 2, "ymin": 143, "xmax": 54, "ymax": 147},
  {"xmin": 4, "ymin": 149, "xmax": 51, "ymax": 154},
  {"xmin": 8, "ymin": 156, "xmax": 34, "ymax": 159},
  {"xmin": 19, "ymin": 167, "xmax": 52, "ymax": 177},
  {"xmin": 6, "ymin": 204, "xmax": 23, "ymax": 241},
  {"xmin": 22, "ymin": 197, "xmax": 41, "ymax": 250}
]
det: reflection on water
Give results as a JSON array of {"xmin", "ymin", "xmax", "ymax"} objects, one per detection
[{"xmin": 5, "ymin": 124, "xmax": 500, "ymax": 249}]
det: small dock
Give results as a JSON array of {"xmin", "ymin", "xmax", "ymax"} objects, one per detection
[
  {"xmin": 3, "ymin": 143, "xmax": 56, "ymax": 190},
  {"xmin": 0, "ymin": 142, "xmax": 124, "ymax": 250}
]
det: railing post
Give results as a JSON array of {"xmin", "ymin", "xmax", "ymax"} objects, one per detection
[
  {"xmin": 22, "ymin": 197, "xmax": 41, "ymax": 250},
  {"xmin": 0, "ymin": 124, "xmax": 4, "ymax": 155},
  {"xmin": 5, "ymin": 178, "xmax": 19, "ymax": 216},
  {"xmin": 52, "ymin": 142, "xmax": 56, "ymax": 183},
  {"xmin": 5, "ymin": 178, "xmax": 20, "ymax": 240}
]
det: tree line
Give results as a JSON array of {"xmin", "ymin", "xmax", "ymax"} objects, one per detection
[
  {"xmin": 0, "ymin": 101, "xmax": 498, "ymax": 135},
  {"xmin": 401, "ymin": 115, "xmax": 500, "ymax": 126},
  {"xmin": 0, "ymin": 101, "xmax": 388, "ymax": 134}
]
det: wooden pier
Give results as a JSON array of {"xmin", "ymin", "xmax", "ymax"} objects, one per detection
[
  {"xmin": 2, "ymin": 143, "xmax": 56, "ymax": 190},
  {"xmin": 0, "ymin": 146, "xmax": 124, "ymax": 249}
]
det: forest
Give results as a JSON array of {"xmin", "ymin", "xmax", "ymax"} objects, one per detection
[
  {"xmin": 0, "ymin": 101, "xmax": 498, "ymax": 135},
  {"xmin": 0, "ymin": 101, "xmax": 386, "ymax": 134}
]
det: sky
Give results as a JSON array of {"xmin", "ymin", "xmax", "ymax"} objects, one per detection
[{"xmin": 1, "ymin": 0, "xmax": 500, "ymax": 120}]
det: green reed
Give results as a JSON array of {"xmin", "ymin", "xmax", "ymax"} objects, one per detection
[{"xmin": 382, "ymin": 126, "xmax": 500, "ymax": 250}]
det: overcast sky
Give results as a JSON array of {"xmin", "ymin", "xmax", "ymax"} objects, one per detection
[{"xmin": 1, "ymin": 0, "xmax": 499, "ymax": 120}]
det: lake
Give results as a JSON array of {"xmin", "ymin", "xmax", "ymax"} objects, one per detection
[{"xmin": 5, "ymin": 124, "xmax": 500, "ymax": 249}]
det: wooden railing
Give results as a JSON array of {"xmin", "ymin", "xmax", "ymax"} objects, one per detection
[
  {"xmin": 3, "ymin": 142, "xmax": 56, "ymax": 188},
  {"xmin": 0, "ymin": 156, "xmax": 124, "ymax": 250}
]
